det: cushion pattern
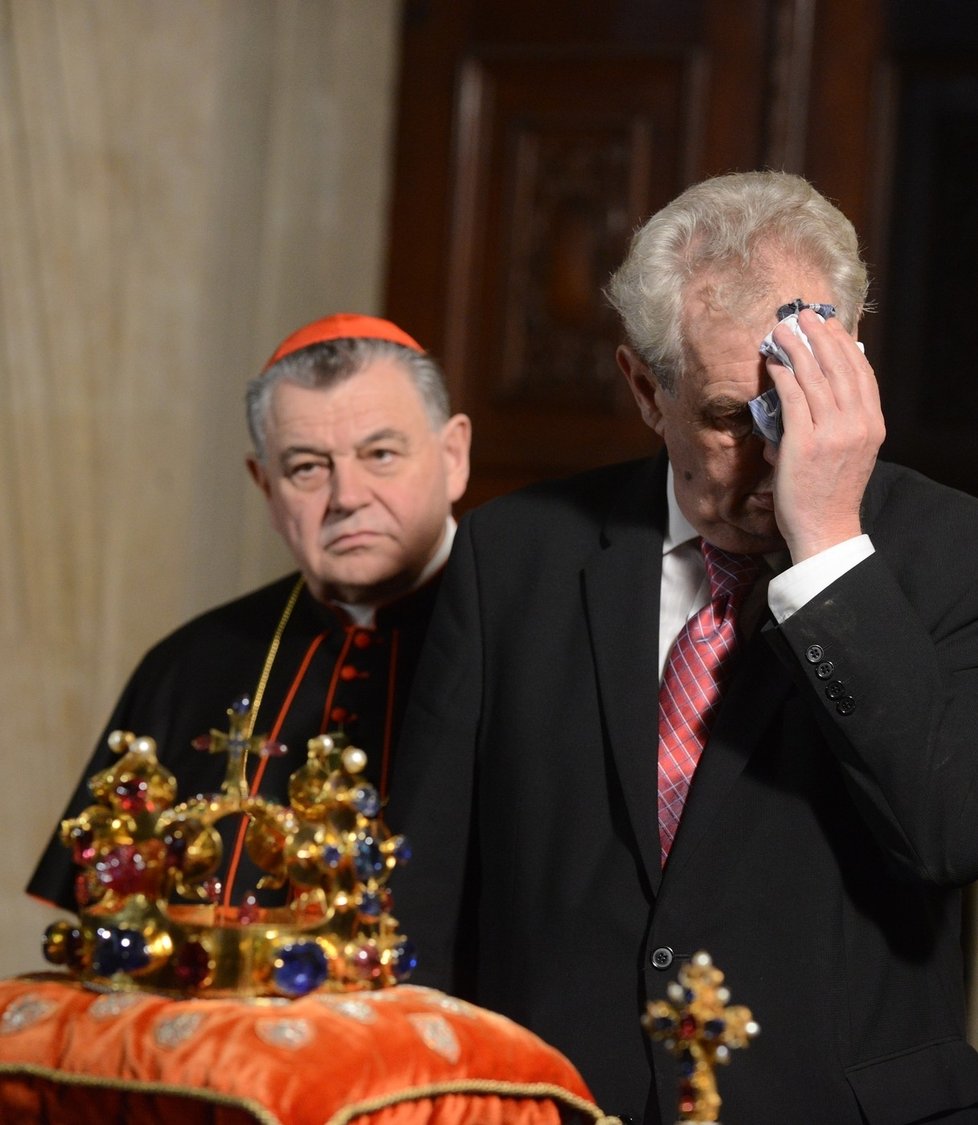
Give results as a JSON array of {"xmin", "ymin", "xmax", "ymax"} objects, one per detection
[{"xmin": 0, "ymin": 975, "xmax": 612, "ymax": 1124}]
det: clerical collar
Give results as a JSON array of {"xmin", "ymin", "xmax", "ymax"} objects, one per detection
[{"xmin": 333, "ymin": 516, "xmax": 457, "ymax": 628}]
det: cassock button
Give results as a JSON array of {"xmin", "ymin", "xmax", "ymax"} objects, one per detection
[
  {"xmin": 836, "ymin": 696, "xmax": 856, "ymax": 716},
  {"xmin": 815, "ymin": 661, "xmax": 834, "ymax": 679},
  {"xmin": 805, "ymin": 644, "xmax": 824, "ymax": 663},
  {"xmin": 824, "ymin": 680, "xmax": 847, "ymax": 701},
  {"xmin": 353, "ymin": 631, "xmax": 373, "ymax": 649},
  {"xmin": 650, "ymin": 946, "xmax": 674, "ymax": 970}
]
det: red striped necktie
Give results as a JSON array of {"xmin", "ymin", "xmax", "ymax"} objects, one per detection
[{"xmin": 657, "ymin": 539, "xmax": 762, "ymax": 865}]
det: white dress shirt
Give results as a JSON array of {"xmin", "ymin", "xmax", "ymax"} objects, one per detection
[{"xmin": 658, "ymin": 465, "xmax": 874, "ymax": 682}]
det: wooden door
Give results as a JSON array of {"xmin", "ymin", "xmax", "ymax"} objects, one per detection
[{"xmin": 385, "ymin": 0, "xmax": 978, "ymax": 505}]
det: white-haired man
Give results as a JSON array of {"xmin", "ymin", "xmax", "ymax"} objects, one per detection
[{"xmin": 390, "ymin": 172, "xmax": 978, "ymax": 1123}]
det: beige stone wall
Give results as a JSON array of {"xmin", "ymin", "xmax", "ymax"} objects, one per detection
[{"xmin": 0, "ymin": 0, "xmax": 401, "ymax": 976}]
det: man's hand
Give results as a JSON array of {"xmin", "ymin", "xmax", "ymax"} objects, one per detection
[{"xmin": 765, "ymin": 308, "xmax": 885, "ymax": 563}]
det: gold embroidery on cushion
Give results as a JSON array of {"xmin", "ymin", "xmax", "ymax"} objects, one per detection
[
  {"xmin": 0, "ymin": 994, "xmax": 58, "ymax": 1034},
  {"xmin": 255, "ymin": 1017, "xmax": 312, "ymax": 1050},
  {"xmin": 326, "ymin": 999, "xmax": 375, "ymax": 1026},
  {"xmin": 154, "ymin": 1011, "xmax": 204, "ymax": 1048},
  {"xmin": 406, "ymin": 1013, "xmax": 460, "ymax": 1063},
  {"xmin": 89, "ymin": 992, "xmax": 147, "ymax": 1019},
  {"xmin": 323, "ymin": 1080, "xmax": 618, "ymax": 1125},
  {"xmin": 425, "ymin": 993, "xmax": 479, "ymax": 1019}
]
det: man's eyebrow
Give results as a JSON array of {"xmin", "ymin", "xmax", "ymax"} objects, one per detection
[
  {"xmin": 278, "ymin": 428, "xmax": 411, "ymax": 462},
  {"xmin": 280, "ymin": 443, "xmax": 330, "ymax": 461},
  {"xmin": 356, "ymin": 427, "xmax": 411, "ymax": 447},
  {"xmin": 705, "ymin": 395, "xmax": 751, "ymax": 414}
]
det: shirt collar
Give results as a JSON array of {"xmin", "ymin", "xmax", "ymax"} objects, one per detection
[
  {"xmin": 662, "ymin": 461, "xmax": 789, "ymax": 576},
  {"xmin": 662, "ymin": 462, "xmax": 699, "ymax": 556}
]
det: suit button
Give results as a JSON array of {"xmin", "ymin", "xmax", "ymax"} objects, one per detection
[
  {"xmin": 805, "ymin": 644, "xmax": 824, "ymax": 663},
  {"xmin": 825, "ymin": 680, "xmax": 847, "ymax": 700},
  {"xmin": 836, "ymin": 696, "xmax": 856, "ymax": 716},
  {"xmin": 650, "ymin": 946, "xmax": 674, "ymax": 969},
  {"xmin": 815, "ymin": 661, "xmax": 834, "ymax": 679}
]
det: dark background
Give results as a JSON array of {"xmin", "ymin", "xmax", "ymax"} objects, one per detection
[{"xmin": 383, "ymin": 0, "xmax": 978, "ymax": 508}]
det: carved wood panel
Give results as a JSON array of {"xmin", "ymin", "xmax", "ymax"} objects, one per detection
[
  {"xmin": 386, "ymin": 0, "xmax": 978, "ymax": 505},
  {"xmin": 443, "ymin": 51, "xmax": 693, "ymax": 501},
  {"xmin": 386, "ymin": 0, "xmax": 775, "ymax": 506}
]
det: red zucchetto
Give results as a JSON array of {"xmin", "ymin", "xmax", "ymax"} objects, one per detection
[{"xmin": 262, "ymin": 313, "xmax": 425, "ymax": 372}]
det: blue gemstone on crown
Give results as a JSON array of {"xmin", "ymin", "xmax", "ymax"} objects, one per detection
[
  {"xmin": 354, "ymin": 835, "xmax": 384, "ymax": 881},
  {"xmin": 392, "ymin": 939, "xmax": 418, "ymax": 981},
  {"xmin": 359, "ymin": 891, "xmax": 382, "ymax": 920},
  {"xmin": 92, "ymin": 926, "xmax": 151, "ymax": 975},
  {"xmin": 273, "ymin": 942, "xmax": 329, "ymax": 997},
  {"xmin": 351, "ymin": 784, "xmax": 381, "ymax": 817}
]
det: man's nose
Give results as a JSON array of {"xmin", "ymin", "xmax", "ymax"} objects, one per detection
[
  {"xmin": 328, "ymin": 459, "xmax": 371, "ymax": 512},
  {"xmin": 761, "ymin": 437, "xmax": 778, "ymax": 467}
]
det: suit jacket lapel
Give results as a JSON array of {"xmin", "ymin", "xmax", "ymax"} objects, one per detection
[{"xmin": 582, "ymin": 456, "xmax": 667, "ymax": 891}]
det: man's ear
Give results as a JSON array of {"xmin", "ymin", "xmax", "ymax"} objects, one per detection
[
  {"xmin": 246, "ymin": 453, "xmax": 271, "ymax": 498},
  {"xmin": 246, "ymin": 453, "xmax": 288, "ymax": 537},
  {"xmin": 439, "ymin": 414, "xmax": 472, "ymax": 504},
  {"xmin": 616, "ymin": 345, "xmax": 667, "ymax": 436}
]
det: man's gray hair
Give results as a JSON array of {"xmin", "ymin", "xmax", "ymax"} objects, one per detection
[
  {"xmin": 246, "ymin": 338, "xmax": 451, "ymax": 463},
  {"xmin": 605, "ymin": 170, "xmax": 870, "ymax": 394}
]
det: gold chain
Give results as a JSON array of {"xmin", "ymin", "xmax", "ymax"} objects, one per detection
[{"xmin": 243, "ymin": 575, "xmax": 306, "ymax": 740}]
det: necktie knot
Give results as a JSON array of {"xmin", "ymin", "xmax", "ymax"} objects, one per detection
[{"xmin": 701, "ymin": 539, "xmax": 762, "ymax": 609}]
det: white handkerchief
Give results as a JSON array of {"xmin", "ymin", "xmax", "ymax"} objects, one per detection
[{"xmin": 750, "ymin": 312, "xmax": 865, "ymax": 445}]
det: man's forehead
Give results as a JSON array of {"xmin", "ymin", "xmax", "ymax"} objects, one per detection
[
  {"xmin": 265, "ymin": 364, "xmax": 429, "ymax": 445},
  {"xmin": 683, "ymin": 293, "xmax": 762, "ymax": 363},
  {"xmin": 276, "ymin": 359, "xmax": 423, "ymax": 411},
  {"xmin": 694, "ymin": 254, "xmax": 831, "ymax": 308},
  {"xmin": 683, "ymin": 268, "xmax": 834, "ymax": 359}
]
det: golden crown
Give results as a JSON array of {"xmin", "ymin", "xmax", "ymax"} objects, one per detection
[{"xmin": 41, "ymin": 696, "xmax": 414, "ymax": 999}]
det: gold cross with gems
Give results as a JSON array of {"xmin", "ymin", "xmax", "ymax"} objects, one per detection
[
  {"xmin": 192, "ymin": 696, "xmax": 286, "ymax": 800},
  {"xmin": 643, "ymin": 950, "xmax": 759, "ymax": 1123}
]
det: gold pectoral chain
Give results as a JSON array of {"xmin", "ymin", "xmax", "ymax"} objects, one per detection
[{"xmin": 243, "ymin": 575, "xmax": 306, "ymax": 743}]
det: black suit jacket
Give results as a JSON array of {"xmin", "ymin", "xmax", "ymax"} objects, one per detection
[{"xmin": 388, "ymin": 454, "xmax": 978, "ymax": 1124}]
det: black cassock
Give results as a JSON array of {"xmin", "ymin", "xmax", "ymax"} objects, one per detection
[{"xmin": 28, "ymin": 571, "xmax": 441, "ymax": 911}]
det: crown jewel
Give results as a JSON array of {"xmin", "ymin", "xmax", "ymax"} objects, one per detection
[{"xmin": 42, "ymin": 697, "xmax": 415, "ymax": 999}]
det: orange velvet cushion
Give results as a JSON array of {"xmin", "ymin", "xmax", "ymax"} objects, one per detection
[{"xmin": 0, "ymin": 975, "xmax": 613, "ymax": 1124}]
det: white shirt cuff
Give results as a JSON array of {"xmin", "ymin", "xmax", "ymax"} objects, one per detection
[{"xmin": 768, "ymin": 535, "xmax": 875, "ymax": 623}]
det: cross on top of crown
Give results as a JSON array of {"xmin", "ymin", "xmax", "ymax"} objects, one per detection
[
  {"xmin": 644, "ymin": 950, "xmax": 759, "ymax": 1123},
  {"xmin": 191, "ymin": 694, "xmax": 286, "ymax": 799}
]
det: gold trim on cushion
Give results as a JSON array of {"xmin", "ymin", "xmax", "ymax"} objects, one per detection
[
  {"xmin": 0, "ymin": 1062, "xmax": 282, "ymax": 1124},
  {"xmin": 0, "ymin": 976, "xmax": 608, "ymax": 1124},
  {"xmin": 324, "ymin": 1079, "xmax": 621, "ymax": 1125}
]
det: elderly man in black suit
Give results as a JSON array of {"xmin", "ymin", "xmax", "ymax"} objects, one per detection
[{"xmin": 389, "ymin": 171, "xmax": 978, "ymax": 1124}]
